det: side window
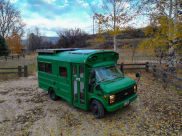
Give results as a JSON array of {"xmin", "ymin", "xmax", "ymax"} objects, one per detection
[
  {"xmin": 73, "ymin": 65, "xmax": 77, "ymax": 76},
  {"xmin": 59, "ymin": 66, "xmax": 67, "ymax": 77},
  {"xmin": 38, "ymin": 62, "xmax": 52, "ymax": 74},
  {"xmin": 38, "ymin": 62, "xmax": 45, "ymax": 72},
  {"xmin": 79, "ymin": 66, "xmax": 84, "ymax": 78},
  {"xmin": 45, "ymin": 63, "xmax": 52, "ymax": 73}
]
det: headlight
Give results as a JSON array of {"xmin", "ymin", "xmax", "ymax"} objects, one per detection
[
  {"xmin": 134, "ymin": 85, "xmax": 137, "ymax": 93},
  {"xmin": 110, "ymin": 95, "xmax": 115, "ymax": 104}
]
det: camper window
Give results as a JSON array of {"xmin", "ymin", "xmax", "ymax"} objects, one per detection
[
  {"xmin": 59, "ymin": 66, "xmax": 67, "ymax": 77},
  {"xmin": 45, "ymin": 63, "xmax": 52, "ymax": 73},
  {"xmin": 38, "ymin": 62, "xmax": 44, "ymax": 72}
]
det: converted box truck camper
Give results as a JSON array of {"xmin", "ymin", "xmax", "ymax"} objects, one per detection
[{"xmin": 37, "ymin": 49, "xmax": 137, "ymax": 118}]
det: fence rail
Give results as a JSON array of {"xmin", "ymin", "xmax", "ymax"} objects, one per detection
[
  {"xmin": 118, "ymin": 62, "xmax": 182, "ymax": 90},
  {"xmin": 0, "ymin": 65, "xmax": 28, "ymax": 77},
  {"xmin": 118, "ymin": 62, "xmax": 149, "ymax": 73},
  {"xmin": 0, "ymin": 54, "xmax": 25, "ymax": 61}
]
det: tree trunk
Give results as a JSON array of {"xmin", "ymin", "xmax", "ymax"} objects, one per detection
[
  {"xmin": 167, "ymin": 0, "xmax": 178, "ymax": 73},
  {"xmin": 113, "ymin": 35, "xmax": 117, "ymax": 51}
]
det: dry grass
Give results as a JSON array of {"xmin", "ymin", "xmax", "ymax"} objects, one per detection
[{"xmin": 0, "ymin": 53, "xmax": 37, "ymax": 81}]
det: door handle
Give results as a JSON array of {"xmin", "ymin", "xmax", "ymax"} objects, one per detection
[{"xmin": 76, "ymin": 78, "xmax": 80, "ymax": 81}]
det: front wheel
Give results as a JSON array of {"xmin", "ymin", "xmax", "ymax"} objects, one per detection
[
  {"xmin": 49, "ymin": 88, "xmax": 58, "ymax": 101},
  {"xmin": 90, "ymin": 99, "xmax": 105, "ymax": 118}
]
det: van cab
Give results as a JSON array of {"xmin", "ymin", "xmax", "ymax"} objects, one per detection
[{"xmin": 37, "ymin": 49, "xmax": 137, "ymax": 118}]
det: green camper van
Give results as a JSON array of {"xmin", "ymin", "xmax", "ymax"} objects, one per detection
[{"xmin": 37, "ymin": 49, "xmax": 137, "ymax": 118}]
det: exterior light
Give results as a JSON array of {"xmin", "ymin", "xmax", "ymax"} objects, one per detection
[
  {"xmin": 134, "ymin": 85, "xmax": 137, "ymax": 93},
  {"xmin": 110, "ymin": 95, "xmax": 115, "ymax": 104}
]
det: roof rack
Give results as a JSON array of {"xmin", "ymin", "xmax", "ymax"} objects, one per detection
[{"xmin": 36, "ymin": 48, "xmax": 79, "ymax": 54}]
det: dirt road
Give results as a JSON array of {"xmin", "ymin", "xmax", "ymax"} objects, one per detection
[{"xmin": 0, "ymin": 73, "xmax": 181, "ymax": 136}]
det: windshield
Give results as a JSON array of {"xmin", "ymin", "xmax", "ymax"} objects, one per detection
[{"xmin": 95, "ymin": 66, "xmax": 123, "ymax": 83}]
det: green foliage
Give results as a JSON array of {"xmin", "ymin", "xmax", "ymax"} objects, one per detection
[
  {"xmin": 0, "ymin": 35, "xmax": 8, "ymax": 56},
  {"xmin": 138, "ymin": 15, "xmax": 182, "ymax": 56}
]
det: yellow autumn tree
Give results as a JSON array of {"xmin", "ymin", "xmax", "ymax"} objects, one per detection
[
  {"xmin": 138, "ymin": 16, "xmax": 182, "ymax": 60},
  {"xmin": 138, "ymin": 0, "xmax": 182, "ymax": 69},
  {"xmin": 6, "ymin": 31, "xmax": 23, "ymax": 54},
  {"xmin": 92, "ymin": 0, "xmax": 139, "ymax": 51}
]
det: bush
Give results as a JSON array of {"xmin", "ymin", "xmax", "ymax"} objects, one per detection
[{"xmin": 0, "ymin": 35, "xmax": 8, "ymax": 56}]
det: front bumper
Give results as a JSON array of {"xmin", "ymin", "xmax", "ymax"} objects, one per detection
[{"xmin": 105, "ymin": 94, "xmax": 137, "ymax": 112}]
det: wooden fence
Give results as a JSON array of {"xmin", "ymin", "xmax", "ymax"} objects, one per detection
[
  {"xmin": 0, "ymin": 65, "xmax": 28, "ymax": 77},
  {"xmin": 118, "ymin": 62, "xmax": 182, "ymax": 90},
  {"xmin": 151, "ymin": 65, "xmax": 182, "ymax": 89},
  {"xmin": 118, "ymin": 62, "xmax": 149, "ymax": 73},
  {"xmin": 0, "ymin": 54, "xmax": 25, "ymax": 61}
]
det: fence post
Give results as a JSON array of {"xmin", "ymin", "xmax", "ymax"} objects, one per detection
[
  {"xmin": 152, "ymin": 65, "xmax": 157, "ymax": 77},
  {"xmin": 24, "ymin": 65, "xmax": 28, "ymax": 77},
  {"xmin": 162, "ymin": 70, "xmax": 167, "ymax": 88},
  {"xmin": 145, "ymin": 62, "xmax": 149, "ymax": 72},
  {"xmin": 120, "ymin": 63, "xmax": 124, "ymax": 73},
  {"xmin": 4, "ymin": 56, "xmax": 7, "ymax": 61},
  {"xmin": 18, "ymin": 66, "xmax": 22, "ymax": 77}
]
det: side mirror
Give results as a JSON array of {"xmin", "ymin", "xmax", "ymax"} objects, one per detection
[
  {"xmin": 91, "ymin": 71, "xmax": 96, "ymax": 78},
  {"xmin": 136, "ymin": 72, "xmax": 140, "ymax": 78}
]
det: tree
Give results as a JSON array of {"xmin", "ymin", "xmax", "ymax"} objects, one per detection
[
  {"xmin": 92, "ymin": 0, "xmax": 140, "ymax": 51},
  {"xmin": 6, "ymin": 31, "xmax": 23, "ymax": 54},
  {"xmin": 0, "ymin": 35, "xmax": 8, "ymax": 56},
  {"xmin": 0, "ymin": 0, "xmax": 25, "ymax": 38},
  {"xmin": 56, "ymin": 28, "xmax": 89, "ymax": 48},
  {"xmin": 138, "ymin": 0, "xmax": 182, "ymax": 71},
  {"xmin": 27, "ymin": 28, "xmax": 43, "ymax": 51}
]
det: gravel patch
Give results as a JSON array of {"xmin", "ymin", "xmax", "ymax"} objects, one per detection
[{"xmin": 0, "ymin": 73, "xmax": 181, "ymax": 136}]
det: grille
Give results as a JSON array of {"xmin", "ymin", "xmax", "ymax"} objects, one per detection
[{"xmin": 114, "ymin": 86, "xmax": 134, "ymax": 103}]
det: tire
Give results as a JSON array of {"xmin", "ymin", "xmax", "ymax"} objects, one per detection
[
  {"xmin": 90, "ymin": 99, "xmax": 105, "ymax": 119},
  {"xmin": 49, "ymin": 88, "xmax": 58, "ymax": 101}
]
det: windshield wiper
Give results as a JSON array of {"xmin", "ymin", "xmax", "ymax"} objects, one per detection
[{"xmin": 98, "ymin": 78, "xmax": 110, "ymax": 83}]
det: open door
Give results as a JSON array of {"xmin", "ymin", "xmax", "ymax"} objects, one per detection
[{"xmin": 72, "ymin": 64, "xmax": 86, "ymax": 109}]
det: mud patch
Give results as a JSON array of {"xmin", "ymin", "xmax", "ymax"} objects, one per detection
[
  {"xmin": 15, "ymin": 107, "xmax": 45, "ymax": 124},
  {"xmin": 60, "ymin": 111, "xmax": 81, "ymax": 128},
  {"xmin": 0, "ymin": 90, "xmax": 12, "ymax": 95},
  {"xmin": 25, "ymin": 93, "xmax": 47, "ymax": 103},
  {"xmin": 15, "ymin": 92, "xmax": 30, "ymax": 97},
  {"xmin": 0, "ymin": 100, "xmax": 6, "ymax": 103}
]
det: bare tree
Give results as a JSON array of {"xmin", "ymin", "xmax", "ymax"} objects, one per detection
[
  {"xmin": 0, "ymin": 0, "xmax": 25, "ymax": 38},
  {"xmin": 91, "ymin": 0, "xmax": 140, "ymax": 51},
  {"xmin": 56, "ymin": 28, "xmax": 89, "ymax": 48},
  {"xmin": 27, "ymin": 27, "xmax": 43, "ymax": 51}
]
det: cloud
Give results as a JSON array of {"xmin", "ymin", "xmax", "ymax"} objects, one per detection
[
  {"xmin": 10, "ymin": 0, "xmax": 18, "ymax": 3},
  {"xmin": 23, "ymin": 12, "xmax": 92, "ymax": 36},
  {"xmin": 42, "ymin": 0, "xmax": 56, "ymax": 4},
  {"xmin": 76, "ymin": 0, "xmax": 89, "ymax": 8}
]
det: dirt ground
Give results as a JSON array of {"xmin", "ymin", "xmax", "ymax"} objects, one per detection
[{"xmin": 0, "ymin": 72, "xmax": 181, "ymax": 136}]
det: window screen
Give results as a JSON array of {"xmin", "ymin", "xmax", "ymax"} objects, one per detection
[
  {"xmin": 38, "ymin": 62, "xmax": 45, "ymax": 72},
  {"xmin": 59, "ymin": 66, "xmax": 67, "ymax": 77},
  {"xmin": 45, "ymin": 63, "xmax": 52, "ymax": 73}
]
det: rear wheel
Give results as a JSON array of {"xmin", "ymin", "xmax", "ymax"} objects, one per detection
[
  {"xmin": 49, "ymin": 88, "xmax": 58, "ymax": 101},
  {"xmin": 90, "ymin": 99, "xmax": 104, "ymax": 118}
]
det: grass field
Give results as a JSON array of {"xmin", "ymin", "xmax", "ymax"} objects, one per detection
[{"xmin": 0, "ymin": 54, "xmax": 37, "ymax": 81}]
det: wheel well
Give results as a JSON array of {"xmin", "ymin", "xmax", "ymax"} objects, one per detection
[
  {"xmin": 48, "ymin": 87, "xmax": 53, "ymax": 94},
  {"xmin": 89, "ymin": 98, "xmax": 104, "ymax": 110}
]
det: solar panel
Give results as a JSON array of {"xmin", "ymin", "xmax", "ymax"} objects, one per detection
[{"xmin": 36, "ymin": 48, "xmax": 79, "ymax": 54}]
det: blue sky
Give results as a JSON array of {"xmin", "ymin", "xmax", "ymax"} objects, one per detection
[
  {"xmin": 10, "ymin": 0, "xmax": 149, "ymax": 37},
  {"xmin": 10, "ymin": 0, "xmax": 100, "ymax": 37}
]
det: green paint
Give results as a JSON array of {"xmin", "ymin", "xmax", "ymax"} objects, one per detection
[{"xmin": 37, "ymin": 49, "xmax": 137, "ymax": 112}]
